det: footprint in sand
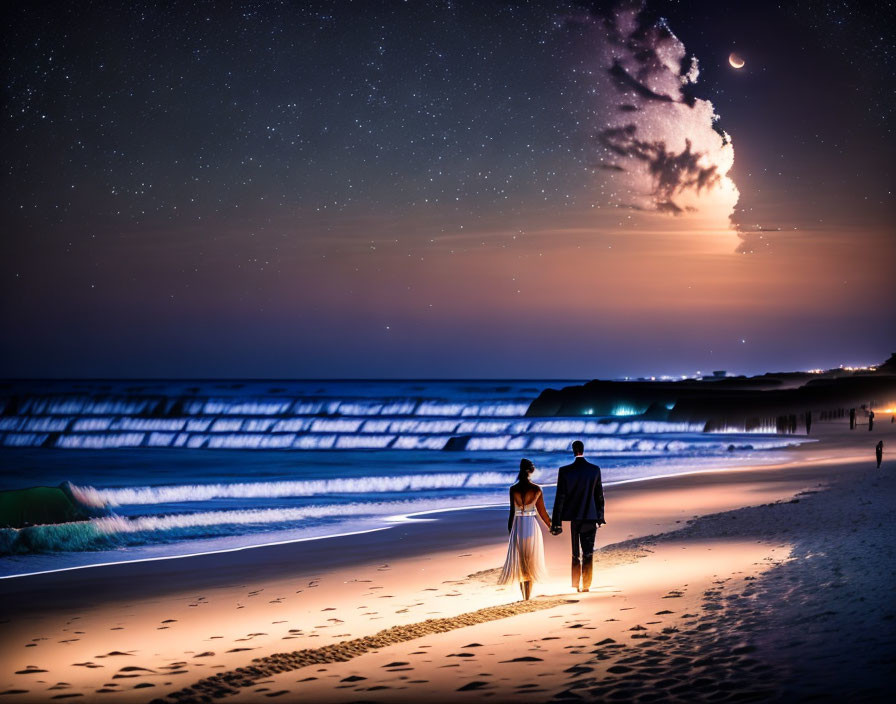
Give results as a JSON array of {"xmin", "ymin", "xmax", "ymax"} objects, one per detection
[
  {"xmin": 500, "ymin": 656, "xmax": 543, "ymax": 663},
  {"xmin": 15, "ymin": 667, "xmax": 48, "ymax": 674},
  {"xmin": 457, "ymin": 681, "xmax": 491, "ymax": 691}
]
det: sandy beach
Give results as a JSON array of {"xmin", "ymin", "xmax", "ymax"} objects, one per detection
[{"xmin": 1, "ymin": 419, "xmax": 894, "ymax": 703}]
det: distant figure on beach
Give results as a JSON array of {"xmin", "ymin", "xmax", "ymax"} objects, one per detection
[
  {"xmin": 850, "ymin": 408, "xmax": 856, "ymax": 429},
  {"xmin": 869, "ymin": 410, "xmax": 875, "ymax": 431},
  {"xmin": 551, "ymin": 441, "xmax": 606, "ymax": 593},
  {"xmin": 498, "ymin": 459, "xmax": 551, "ymax": 600},
  {"xmin": 876, "ymin": 441, "xmax": 883, "ymax": 468},
  {"xmin": 805, "ymin": 411, "xmax": 812, "ymax": 435}
]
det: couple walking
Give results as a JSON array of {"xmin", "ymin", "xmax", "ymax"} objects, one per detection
[{"xmin": 498, "ymin": 440, "xmax": 605, "ymax": 600}]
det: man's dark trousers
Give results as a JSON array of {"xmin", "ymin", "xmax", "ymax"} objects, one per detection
[{"xmin": 571, "ymin": 520, "xmax": 597, "ymax": 590}]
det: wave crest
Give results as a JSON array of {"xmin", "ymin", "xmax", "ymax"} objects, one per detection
[{"xmin": 67, "ymin": 471, "xmax": 518, "ymax": 508}]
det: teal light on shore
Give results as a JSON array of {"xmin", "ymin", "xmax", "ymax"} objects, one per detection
[{"xmin": 612, "ymin": 405, "xmax": 643, "ymax": 417}]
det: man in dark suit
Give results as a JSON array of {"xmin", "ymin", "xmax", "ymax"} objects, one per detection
[{"xmin": 550, "ymin": 440, "xmax": 605, "ymax": 592}]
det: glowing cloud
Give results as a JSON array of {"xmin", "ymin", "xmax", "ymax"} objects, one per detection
[{"xmin": 577, "ymin": 2, "xmax": 740, "ymax": 233}]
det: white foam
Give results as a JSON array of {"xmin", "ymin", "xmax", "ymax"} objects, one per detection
[
  {"xmin": 706, "ymin": 422, "xmax": 778, "ymax": 434},
  {"xmin": 72, "ymin": 417, "xmax": 113, "ymax": 432},
  {"xmin": 2, "ymin": 433, "xmax": 49, "ymax": 447},
  {"xmin": 202, "ymin": 400, "xmax": 292, "ymax": 416},
  {"xmin": 113, "ymin": 418, "xmax": 187, "ymax": 432},
  {"xmin": 68, "ymin": 471, "xmax": 517, "ymax": 507},
  {"xmin": 55, "ymin": 433, "xmax": 145, "ymax": 449},
  {"xmin": 310, "ymin": 418, "xmax": 364, "ymax": 433},
  {"xmin": 334, "ymin": 434, "xmax": 395, "ymax": 449},
  {"xmin": 90, "ymin": 495, "xmax": 504, "ymax": 533},
  {"xmin": 206, "ymin": 433, "xmax": 297, "ymax": 449},
  {"xmin": 391, "ymin": 435, "xmax": 452, "ymax": 450},
  {"xmin": 210, "ymin": 418, "xmax": 242, "ymax": 432}
]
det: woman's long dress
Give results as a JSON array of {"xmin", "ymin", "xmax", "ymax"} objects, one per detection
[{"xmin": 498, "ymin": 503, "xmax": 548, "ymax": 584}]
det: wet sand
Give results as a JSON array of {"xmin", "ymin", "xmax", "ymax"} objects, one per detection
[{"xmin": 1, "ymin": 420, "xmax": 893, "ymax": 702}]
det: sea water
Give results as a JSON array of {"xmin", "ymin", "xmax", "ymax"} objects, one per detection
[{"xmin": 0, "ymin": 379, "xmax": 804, "ymax": 577}]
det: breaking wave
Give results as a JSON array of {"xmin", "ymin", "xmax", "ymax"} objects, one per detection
[
  {"xmin": 68, "ymin": 472, "xmax": 516, "ymax": 508},
  {"xmin": 0, "ymin": 495, "xmax": 502, "ymax": 556}
]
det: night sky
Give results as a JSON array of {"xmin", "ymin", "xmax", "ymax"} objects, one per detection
[{"xmin": 2, "ymin": 1, "xmax": 894, "ymax": 379}]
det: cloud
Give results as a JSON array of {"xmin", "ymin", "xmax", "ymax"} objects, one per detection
[
  {"xmin": 597, "ymin": 128, "xmax": 721, "ymax": 206},
  {"xmin": 608, "ymin": 60, "xmax": 675, "ymax": 103},
  {"xmin": 734, "ymin": 227, "xmax": 781, "ymax": 254},
  {"xmin": 573, "ymin": 2, "xmax": 740, "ymax": 234}
]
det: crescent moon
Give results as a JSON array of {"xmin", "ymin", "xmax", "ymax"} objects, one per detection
[{"xmin": 729, "ymin": 53, "xmax": 745, "ymax": 69}]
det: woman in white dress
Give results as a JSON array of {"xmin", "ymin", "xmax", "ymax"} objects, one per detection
[{"xmin": 498, "ymin": 458, "xmax": 551, "ymax": 600}]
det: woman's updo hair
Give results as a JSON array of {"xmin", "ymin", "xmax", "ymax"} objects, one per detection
[{"xmin": 518, "ymin": 458, "xmax": 535, "ymax": 482}]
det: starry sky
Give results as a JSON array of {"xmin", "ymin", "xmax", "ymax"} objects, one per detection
[{"xmin": 2, "ymin": 0, "xmax": 894, "ymax": 379}]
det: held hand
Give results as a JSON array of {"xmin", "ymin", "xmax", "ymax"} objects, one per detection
[{"xmin": 550, "ymin": 526, "xmax": 563, "ymax": 536}]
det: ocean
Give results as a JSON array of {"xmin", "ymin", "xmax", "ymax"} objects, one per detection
[{"xmin": 0, "ymin": 379, "xmax": 805, "ymax": 577}]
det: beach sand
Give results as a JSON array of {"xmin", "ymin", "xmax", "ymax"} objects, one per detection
[{"xmin": 1, "ymin": 420, "xmax": 894, "ymax": 702}]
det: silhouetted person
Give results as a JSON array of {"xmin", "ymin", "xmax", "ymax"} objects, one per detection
[
  {"xmin": 805, "ymin": 411, "xmax": 812, "ymax": 435},
  {"xmin": 789, "ymin": 414, "xmax": 797, "ymax": 434},
  {"xmin": 876, "ymin": 441, "xmax": 883, "ymax": 468},
  {"xmin": 849, "ymin": 408, "xmax": 856, "ymax": 430},
  {"xmin": 551, "ymin": 440, "xmax": 605, "ymax": 593},
  {"xmin": 869, "ymin": 410, "xmax": 875, "ymax": 431}
]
